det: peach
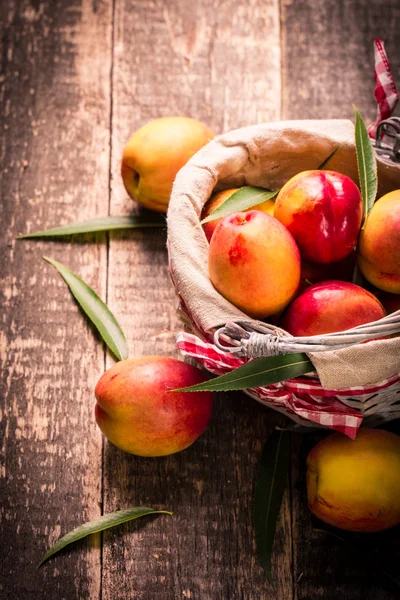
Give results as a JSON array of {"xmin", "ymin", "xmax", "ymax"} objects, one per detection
[
  {"xmin": 281, "ymin": 281, "xmax": 386, "ymax": 336},
  {"xmin": 208, "ymin": 210, "xmax": 301, "ymax": 319},
  {"xmin": 95, "ymin": 357, "xmax": 213, "ymax": 457},
  {"xmin": 121, "ymin": 117, "xmax": 215, "ymax": 213},
  {"xmin": 274, "ymin": 170, "xmax": 363, "ymax": 264},
  {"xmin": 307, "ymin": 429, "xmax": 400, "ymax": 532},
  {"xmin": 358, "ymin": 190, "xmax": 400, "ymax": 293},
  {"xmin": 201, "ymin": 188, "xmax": 275, "ymax": 242}
]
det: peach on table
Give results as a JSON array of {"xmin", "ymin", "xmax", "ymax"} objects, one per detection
[
  {"xmin": 307, "ymin": 429, "xmax": 400, "ymax": 533},
  {"xmin": 95, "ymin": 357, "xmax": 213, "ymax": 457},
  {"xmin": 121, "ymin": 116, "xmax": 215, "ymax": 213}
]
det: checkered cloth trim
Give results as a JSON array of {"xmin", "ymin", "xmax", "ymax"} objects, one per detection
[
  {"xmin": 288, "ymin": 393, "xmax": 363, "ymax": 438},
  {"xmin": 283, "ymin": 372, "xmax": 400, "ymax": 397},
  {"xmin": 177, "ymin": 332, "xmax": 363, "ymax": 438},
  {"xmin": 368, "ymin": 39, "xmax": 399, "ymax": 139}
]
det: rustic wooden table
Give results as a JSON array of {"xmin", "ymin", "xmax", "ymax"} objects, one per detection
[{"xmin": 1, "ymin": 1, "xmax": 400, "ymax": 599}]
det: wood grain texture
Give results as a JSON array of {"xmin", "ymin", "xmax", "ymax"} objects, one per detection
[
  {"xmin": 3, "ymin": 0, "xmax": 400, "ymax": 598},
  {"xmin": 102, "ymin": 0, "xmax": 293, "ymax": 599},
  {"xmin": 281, "ymin": 0, "xmax": 400, "ymax": 122},
  {"xmin": 282, "ymin": 1, "xmax": 400, "ymax": 598},
  {"xmin": 0, "ymin": 0, "xmax": 111, "ymax": 597}
]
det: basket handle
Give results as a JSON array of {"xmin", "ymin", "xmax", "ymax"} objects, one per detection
[{"xmin": 214, "ymin": 311, "xmax": 400, "ymax": 358}]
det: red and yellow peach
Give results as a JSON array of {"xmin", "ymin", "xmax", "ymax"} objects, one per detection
[
  {"xmin": 307, "ymin": 429, "xmax": 400, "ymax": 532},
  {"xmin": 281, "ymin": 280, "xmax": 386, "ymax": 336},
  {"xmin": 358, "ymin": 190, "xmax": 400, "ymax": 294},
  {"xmin": 121, "ymin": 117, "xmax": 215, "ymax": 213},
  {"xmin": 95, "ymin": 357, "xmax": 213, "ymax": 457},
  {"xmin": 274, "ymin": 170, "xmax": 363, "ymax": 264},
  {"xmin": 208, "ymin": 210, "xmax": 301, "ymax": 319}
]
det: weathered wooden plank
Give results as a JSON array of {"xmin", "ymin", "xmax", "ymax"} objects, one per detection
[
  {"xmin": 0, "ymin": 1, "xmax": 111, "ymax": 598},
  {"xmin": 282, "ymin": 1, "xmax": 400, "ymax": 598},
  {"xmin": 102, "ymin": 0, "xmax": 293, "ymax": 599},
  {"xmin": 281, "ymin": 0, "xmax": 400, "ymax": 122}
]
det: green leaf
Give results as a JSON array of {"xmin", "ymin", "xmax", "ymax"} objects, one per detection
[
  {"xmin": 18, "ymin": 214, "xmax": 166, "ymax": 238},
  {"xmin": 254, "ymin": 430, "xmax": 290, "ymax": 586},
  {"xmin": 39, "ymin": 507, "xmax": 172, "ymax": 567},
  {"xmin": 174, "ymin": 353, "xmax": 314, "ymax": 392},
  {"xmin": 315, "ymin": 528, "xmax": 400, "ymax": 590},
  {"xmin": 43, "ymin": 256, "xmax": 128, "ymax": 361},
  {"xmin": 200, "ymin": 186, "xmax": 278, "ymax": 224},
  {"xmin": 353, "ymin": 106, "xmax": 378, "ymax": 226},
  {"xmin": 317, "ymin": 144, "xmax": 343, "ymax": 170}
]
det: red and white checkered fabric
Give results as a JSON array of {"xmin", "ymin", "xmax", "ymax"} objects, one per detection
[
  {"xmin": 177, "ymin": 332, "xmax": 400, "ymax": 439},
  {"xmin": 368, "ymin": 38, "xmax": 399, "ymax": 139}
]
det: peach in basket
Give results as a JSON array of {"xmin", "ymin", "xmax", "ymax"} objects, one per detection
[
  {"xmin": 208, "ymin": 210, "xmax": 300, "ymax": 319},
  {"xmin": 358, "ymin": 190, "xmax": 400, "ymax": 294},
  {"xmin": 274, "ymin": 170, "xmax": 363, "ymax": 264},
  {"xmin": 281, "ymin": 281, "xmax": 387, "ymax": 337}
]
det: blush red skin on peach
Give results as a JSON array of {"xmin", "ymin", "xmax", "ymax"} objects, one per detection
[
  {"xmin": 281, "ymin": 280, "xmax": 386, "ymax": 336},
  {"xmin": 95, "ymin": 357, "xmax": 213, "ymax": 457},
  {"xmin": 274, "ymin": 170, "xmax": 363, "ymax": 264},
  {"xmin": 208, "ymin": 210, "xmax": 301, "ymax": 319}
]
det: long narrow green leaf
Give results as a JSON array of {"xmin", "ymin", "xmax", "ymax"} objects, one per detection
[
  {"xmin": 200, "ymin": 186, "xmax": 278, "ymax": 225},
  {"xmin": 18, "ymin": 214, "xmax": 165, "ymax": 238},
  {"xmin": 39, "ymin": 507, "xmax": 172, "ymax": 567},
  {"xmin": 44, "ymin": 256, "xmax": 128, "ymax": 361},
  {"xmin": 317, "ymin": 144, "xmax": 343, "ymax": 170},
  {"xmin": 353, "ymin": 106, "xmax": 378, "ymax": 226},
  {"xmin": 175, "ymin": 353, "xmax": 314, "ymax": 392},
  {"xmin": 254, "ymin": 430, "xmax": 290, "ymax": 586},
  {"xmin": 315, "ymin": 528, "xmax": 400, "ymax": 590}
]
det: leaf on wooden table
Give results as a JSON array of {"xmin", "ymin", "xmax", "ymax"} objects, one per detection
[
  {"xmin": 315, "ymin": 527, "xmax": 400, "ymax": 590},
  {"xmin": 200, "ymin": 186, "xmax": 278, "ymax": 224},
  {"xmin": 254, "ymin": 430, "xmax": 290, "ymax": 586},
  {"xmin": 18, "ymin": 214, "xmax": 166, "ymax": 238},
  {"xmin": 43, "ymin": 256, "xmax": 128, "ymax": 361},
  {"xmin": 39, "ymin": 507, "xmax": 173, "ymax": 567},
  {"xmin": 317, "ymin": 144, "xmax": 343, "ymax": 170},
  {"xmin": 174, "ymin": 353, "xmax": 314, "ymax": 392},
  {"xmin": 353, "ymin": 106, "xmax": 378, "ymax": 226}
]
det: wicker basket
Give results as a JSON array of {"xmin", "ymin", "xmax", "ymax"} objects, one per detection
[{"xmin": 167, "ymin": 120, "xmax": 400, "ymax": 436}]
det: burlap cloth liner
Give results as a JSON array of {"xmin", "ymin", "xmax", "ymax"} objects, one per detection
[{"xmin": 167, "ymin": 120, "xmax": 400, "ymax": 390}]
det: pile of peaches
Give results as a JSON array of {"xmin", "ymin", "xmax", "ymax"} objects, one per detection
[
  {"xmin": 93, "ymin": 117, "xmax": 400, "ymax": 535},
  {"xmin": 203, "ymin": 172, "xmax": 400, "ymax": 334}
]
